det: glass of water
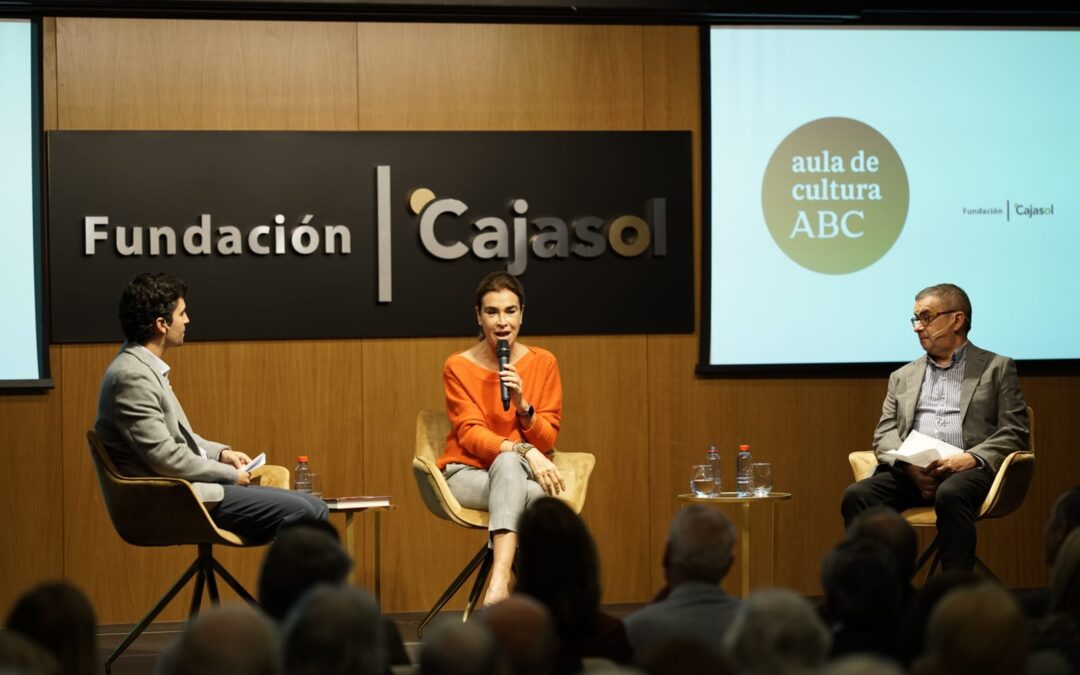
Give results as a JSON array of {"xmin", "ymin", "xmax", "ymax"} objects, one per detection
[
  {"xmin": 690, "ymin": 464, "xmax": 716, "ymax": 497},
  {"xmin": 750, "ymin": 462, "xmax": 772, "ymax": 497}
]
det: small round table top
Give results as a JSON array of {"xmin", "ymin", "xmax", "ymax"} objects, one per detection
[{"xmin": 678, "ymin": 491, "xmax": 792, "ymax": 504}]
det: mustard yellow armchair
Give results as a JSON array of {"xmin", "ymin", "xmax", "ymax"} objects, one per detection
[
  {"xmin": 846, "ymin": 406, "xmax": 1035, "ymax": 579},
  {"xmin": 88, "ymin": 430, "xmax": 288, "ymax": 673},
  {"xmin": 411, "ymin": 409, "xmax": 595, "ymax": 636}
]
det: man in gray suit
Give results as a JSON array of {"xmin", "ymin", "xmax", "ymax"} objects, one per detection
[
  {"xmin": 624, "ymin": 505, "xmax": 741, "ymax": 660},
  {"xmin": 842, "ymin": 283, "xmax": 1029, "ymax": 571},
  {"xmin": 95, "ymin": 272, "xmax": 327, "ymax": 543}
]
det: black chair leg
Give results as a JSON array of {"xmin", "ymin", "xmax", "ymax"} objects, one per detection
[
  {"xmin": 189, "ymin": 568, "xmax": 207, "ymax": 619},
  {"xmin": 914, "ymin": 535, "xmax": 941, "ymax": 577},
  {"xmin": 212, "ymin": 555, "xmax": 258, "ymax": 604},
  {"xmin": 417, "ymin": 544, "xmax": 491, "ymax": 638},
  {"xmin": 974, "ymin": 556, "xmax": 1000, "ymax": 583},
  {"xmin": 462, "ymin": 547, "xmax": 495, "ymax": 623},
  {"xmin": 105, "ymin": 557, "xmax": 202, "ymax": 674}
]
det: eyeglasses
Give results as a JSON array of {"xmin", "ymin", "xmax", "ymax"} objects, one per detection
[{"xmin": 910, "ymin": 309, "xmax": 960, "ymax": 328}]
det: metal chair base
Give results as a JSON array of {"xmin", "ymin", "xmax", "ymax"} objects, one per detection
[
  {"xmin": 914, "ymin": 535, "xmax": 1000, "ymax": 582},
  {"xmin": 416, "ymin": 542, "xmax": 493, "ymax": 638},
  {"xmin": 104, "ymin": 543, "xmax": 255, "ymax": 674}
]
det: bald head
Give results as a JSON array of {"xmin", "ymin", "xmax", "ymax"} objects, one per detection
[{"xmin": 481, "ymin": 595, "xmax": 557, "ymax": 675}]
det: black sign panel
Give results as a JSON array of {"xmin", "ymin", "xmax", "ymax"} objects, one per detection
[{"xmin": 48, "ymin": 131, "xmax": 692, "ymax": 342}]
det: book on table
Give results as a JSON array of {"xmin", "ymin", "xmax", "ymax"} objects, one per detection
[{"xmin": 323, "ymin": 495, "xmax": 391, "ymax": 509}]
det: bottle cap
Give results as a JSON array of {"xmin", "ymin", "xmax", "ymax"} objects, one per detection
[
  {"xmin": 708, "ymin": 445, "xmax": 718, "ymax": 453},
  {"xmin": 738, "ymin": 444, "xmax": 750, "ymax": 451},
  {"xmin": 297, "ymin": 455, "xmax": 309, "ymax": 463}
]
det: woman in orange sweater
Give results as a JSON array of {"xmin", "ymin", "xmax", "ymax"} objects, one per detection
[{"xmin": 439, "ymin": 271, "xmax": 565, "ymax": 606}]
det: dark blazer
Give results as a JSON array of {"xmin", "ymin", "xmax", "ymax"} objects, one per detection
[{"xmin": 873, "ymin": 343, "xmax": 1029, "ymax": 473}]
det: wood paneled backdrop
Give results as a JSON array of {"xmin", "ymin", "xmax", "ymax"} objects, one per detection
[{"xmin": 1, "ymin": 18, "xmax": 1077, "ymax": 624}]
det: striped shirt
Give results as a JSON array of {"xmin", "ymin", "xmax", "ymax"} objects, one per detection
[{"xmin": 913, "ymin": 342, "xmax": 968, "ymax": 450}]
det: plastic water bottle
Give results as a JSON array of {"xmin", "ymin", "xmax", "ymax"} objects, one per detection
[
  {"xmin": 706, "ymin": 445, "xmax": 722, "ymax": 496},
  {"xmin": 736, "ymin": 444, "xmax": 752, "ymax": 497},
  {"xmin": 294, "ymin": 455, "xmax": 312, "ymax": 493}
]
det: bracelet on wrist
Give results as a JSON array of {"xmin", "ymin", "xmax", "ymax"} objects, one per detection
[{"xmin": 513, "ymin": 442, "xmax": 535, "ymax": 457}]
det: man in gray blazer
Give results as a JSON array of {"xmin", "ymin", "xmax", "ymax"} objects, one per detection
[
  {"xmin": 842, "ymin": 283, "xmax": 1029, "ymax": 571},
  {"xmin": 624, "ymin": 505, "xmax": 741, "ymax": 659},
  {"xmin": 95, "ymin": 272, "xmax": 327, "ymax": 543}
]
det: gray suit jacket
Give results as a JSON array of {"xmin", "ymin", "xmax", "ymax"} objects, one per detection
[
  {"xmin": 624, "ymin": 581, "xmax": 741, "ymax": 658},
  {"xmin": 873, "ymin": 343, "xmax": 1029, "ymax": 473},
  {"xmin": 95, "ymin": 343, "xmax": 237, "ymax": 503}
]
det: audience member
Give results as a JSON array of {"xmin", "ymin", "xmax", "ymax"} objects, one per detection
[
  {"xmin": 481, "ymin": 595, "xmax": 558, "ymax": 675},
  {"xmin": 281, "ymin": 585, "xmax": 384, "ymax": 675},
  {"xmin": 893, "ymin": 569, "xmax": 980, "ymax": 666},
  {"xmin": 154, "ymin": 604, "xmax": 280, "ymax": 675},
  {"xmin": 5, "ymin": 581, "xmax": 96, "ymax": 675},
  {"xmin": 420, "ymin": 618, "xmax": 498, "ymax": 675},
  {"xmin": 0, "ymin": 630, "xmax": 59, "ymax": 675},
  {"xmin": 635, "ymin": 637, "xmax": 733, "ymax": 675},
  {"xmin": 1045, "ymin": 486, "xmax": 1080, "ymax": 567},
  {"xmin": 723, "ymin": 588, "xmax": 830, "ymax": 675},
  {"xmin": 846, "ymin": 506, "xmax": 917, "ymax": 594},
  {"xmin": 1030, "ymin": 529, "xmax": 1080, "ymax": 673},
  {"xmin": 822, "ymin": 654, "xmax": 904, "ymax": 675},
  {"xmin": 624, "ymin": 505, "xmax": 739, "ymax": 660},
  {"xmin": 256, "ymin": 524, "xmax": 409, "ymax": 669},
  {"xmin": 820, "ymin": 538, "xmax": 902, "ymax": 660},
  {"xmin": 1021, "ymin": 486, "xmax": 1080, "ymax": 618},
  {"xmin": 911, "ymin": 582, "xmax": 1026, "ymax": 675},
  {"xmin": 515, "ymin": 497, "xmax": 633, "ymax": 674},
  {"xmin": 257, "ymin": 525, "xmax": 354, "ymax": 621}
]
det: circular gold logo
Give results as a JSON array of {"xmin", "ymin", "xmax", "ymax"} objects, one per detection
[{"xmin": 761, "ymin": 117, "xmax": 908, "ymax": 274}]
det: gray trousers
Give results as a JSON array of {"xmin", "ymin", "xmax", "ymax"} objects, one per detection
[{"xmin": 444, "ymin": 452, "xmax": 546, "ymax": 533}]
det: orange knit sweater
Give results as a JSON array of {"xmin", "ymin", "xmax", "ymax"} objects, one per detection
[{"xmin": 438, "ymin": 346, "xmax": 562, "ymax": 470}]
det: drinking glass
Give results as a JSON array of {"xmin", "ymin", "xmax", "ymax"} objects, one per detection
[
  {"xmin": 309, "ymin": 473, "xmax": 323, "ymax": 498},
  {"xmin": 690, "ymin": 464, "xmax": 716, "ymax": 497},
  {"xmin": 750, "ymin": 462, "xmax": 772, "ymax": 497}
]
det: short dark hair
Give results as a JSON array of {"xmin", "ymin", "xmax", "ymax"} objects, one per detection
[
  {"xmin": 821, "ymin": 538, "xmax": 901, "ymax": 628},
  {"xmin": 474, "ymin": 271, "xmax": 525, "ymax": 311},
  {"xmin": 257, "ymin": 525, "xmax": 353, "ymax": 622},
  {"xmin": 915, "ymin": 283, "xmax": 972, "ymax": 334},
  {"xmin": 118, "ymin": 272, "xmax": 187, "ymax": 344}
]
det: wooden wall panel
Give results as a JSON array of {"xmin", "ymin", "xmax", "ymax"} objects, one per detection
[
  {"xmin": 354, "ymin": 23, "xmax": 645, "ymax": 130},
  {"xmin": 55, "ymin": 18, "xmax": 358, "ymax": 130},
  {"xmin": 642, "ymin": 25, "xmax": 702, "ymax": 594},
  {"xmin": 0, "ymin": 347, "xmax": 64, "ymax": 618}
]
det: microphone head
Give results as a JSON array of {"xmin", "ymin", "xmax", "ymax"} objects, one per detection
[{"xmin": 496, "ymin": 339, "xmax": 510, "ymax": 357}]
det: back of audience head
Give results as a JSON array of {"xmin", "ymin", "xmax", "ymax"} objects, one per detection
[
  {"xmin": 420, "ymin": 617, "xmax": 498, "ymax": 675},
  {"xmin": 723, "ymin": 588, "xmax": 830, "ymax": 675},
  {"xmin": 4, "ymin": 581, "xmax": 96, "ymax": 675},
  {"xmin": 895, "ymin": 570, "xmax": 980, "ymax": 665},
  {"xmin": 258, "ymin": 524, "xmax": 353, "ymax": 621},
  {"xmin": 913, "ymin": 582, "xmax": 1026, "ymax": 675},
  {"xmin": 664, "ymin": 505, "xmax": 735, "ymax": 585},
  {"xmin": 1049, "ymin": 528, "xmax": 1080, "ymax": 616},
  {"xmin": 154, "ymin": 603, "xmax": 279, "ymax": 675},
  {"xmin": 0, "ymin": 631, "xmax": 59, "ymax": 675},
  {"xmin": 846, "ymin": 505, "xmax": 917, "ymax": 585},
  {"xmin": 481, "ymin": 595, "xmax": 558, "ymax": 675},
  {"xmin": 281, "ymin": 585, "xmax": 383, "ymax": 675},
  {"xmin": 1045, "ymin": 486, "xmax": 1080, "ymax": 566},
  {"xmin": 823, "ymin": 654, "xmax": 904, "ymax": 675},
  {"xmin": 821, "ymin": 538, "xmax": 901, "ymax": 628},
  {"xmin": 515, "ymin": 497, "xmax": 601, "ymax": 635},
  {"xmin": 637, "ymin": 637, "xmax": 733, "ymax": 675}
]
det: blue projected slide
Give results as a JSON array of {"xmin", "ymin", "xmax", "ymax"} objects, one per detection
[
  {"xmin": 705, "ymin": 27, "xmax": 1079, "ymax": 368},
  {"xmin": 0, "ymin": 20, "xmax": 46, "ymax": 385}
]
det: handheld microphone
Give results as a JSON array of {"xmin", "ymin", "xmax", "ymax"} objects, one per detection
[{"xmin": 496, "ymin": 339, "xmax": 511, "ymax": 411}]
